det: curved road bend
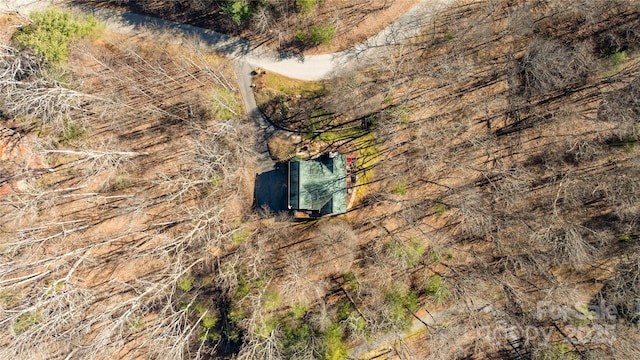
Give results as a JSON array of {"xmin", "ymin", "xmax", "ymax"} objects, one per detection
[
  {"xmin": 1, "ymin": 0, "xmax": 456, "ymax": 152},
  {"xmin": 2, "ymin": 0, "xmax": 455, "ymax": 81}
]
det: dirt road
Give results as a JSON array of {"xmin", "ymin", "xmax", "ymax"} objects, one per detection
[{"xmin": 1, "ymin": 0, "xmax": 455, "ymax": 80}]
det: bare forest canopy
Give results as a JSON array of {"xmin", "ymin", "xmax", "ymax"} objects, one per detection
[
  {"xmin": 0, "ymin": 0, "xmax": 640, "ymax": 359},
  {"xmin": 73, "ymin": 0, "xmax": 417, "ymax": 52}
]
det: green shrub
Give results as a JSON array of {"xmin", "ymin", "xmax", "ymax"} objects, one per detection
[
  {"xmin": 198, "ymin": 316, "xmax": 221, "ymax": 342},
  {"xmin": 223, "ymin": 305, "xmax": 245, "ymax": 342},
  {"xmin": 434, "ymin": 203, "xmax": 448, "ymax": 215},
  {"xmin": 228, "ymin": 307, "xmax": 246, "ymax": 324},
  {"xmin": 607, "ymin": 135, "xmax": 637, "ymax": 151},
  {"xmin": 386, "ymin": 237, "xmax": 425, "ymax": 267},
  {"xmin": 393, "ymin": 104, "xmax": 410, "ymax": 123},
  {"xmin": 190, "ymin": 303, "xmax": 221, "ymax": 342},
  {"xmin": 296, "ymin": 30, "xmax": 307, "ymax": 43},
  {"xmin": 290, "ymin": 303, "xmax": 308, "ymax": 319},
  {"xmin": 342, "ymin": 311, "xmax": 367, "ymax": 337},
  {"xmin": 444, "ymin": 31, "xmax": 455, "ymax": 41},
  {"xmin": 309, "ymin": 24, "xmax": 336, "ymax": 46},
  {"xmin": 423, "ymin": 275, "xmax": 442, "ymax": 295},
  {"xmin": 620, "ymin": 233, "xmax": 633, "ymax": 242},
  {"xmin": 421, "ymin": 274, "xmax": 448, "ymax": 302},
  {"xmin": 233, "ymin": 272, "xmax": 251, "ymax": 301},
  {"xmin": 337, "ymin": 299, "xmax": 367, "ymax": 335},
  {"xmin": 178, "ymin": 276, "xmax": 194, "ymax": 292},
  {"xmin": 193, "ymin": 303, "xmax": 207, "ymax": 316},
  {"xmin": 224, "ymin": 0, "xmax": 252, "ymax": 25},
  {"xmin": 572, "ymin": 304, "xmax": 594, "ymax": 326},
  {"xmin": 282, "ymin": 322, "xmax": 312, "ymax": 356},
  {"xmin": 13, "ymin": 9, "xmax": 98, "ymax": 64},
  {"xmin": 406, "ymin": 238, "xmax": 426, "ymax": 266},
  {"xmin": 391, "ymin": 178, "xmax": 407, "ymax": 195},
  {"xmin": 212, "ymin": 87, "xmax": 241, "ymax": 120},
  {"xmin": 12, "ymin": 311, "xmax": 40, "ymax": 334},
  {"xmin": 429, "ymin": 248, "xmax": 443, "ymax": 263},
  {"xmin": 342, "ymin": 271, "xmax": 359, "ymax": 291},
  {"xmin": 197, "ymin": 331, "xmax": 217, "ymax": 342},
  {"xmin": 128, "ymin": 317, "xmax": 144, "ymax": 333},
  {"xmin": 45, "ymin": 280, "xmax": 65, "ymax": 295},
  {"xmin": 321, "ymin": 323, "xmax": 349, "ymax": 360},
  {"xmin": 0, "ymin": 290, "xmax": 19, "ymax": 307},
  {"xmin": 428, "ymin": 246, "xmax": 452, "ymax": 264},
  {"xmin": 60, "ymin": 122, "xmax": 85, "ymax": 143},
  {"xmin": 337, "ymin": 300, "xmax": 354, "ymax": 321},
  {"xmin": 262, "ymin": 288, "xmax": 282, "ymax": 311},
  {"xmin": 384, "ymin": 287, "xmax": 419, "ymax": 331},
  {"xmin": 255, "ymin": 315, "xmax": 279, "ymax": 338},
  {"xmin": 231, "ymin": 228, "xmax": 251, "ymax": 245},
  {"xmin": 201, "ymin": 314, "xmax": 218, "ymax": 330},
  {"xmin": 608, "ymin": 51, "xmax": 627, "ymax": 68},
  {"xmin": 297, "ymin": 23, "xmax": 336, "ymax": 46},
  {"xmin": 296, "ymin": 0, "xmax": 317, "ymax": 15},
  {"xmin": 112, "ymin": 175, "xmax": 132, "ymax": 191},
  {"xmin": 208, "ymin": 174, "xmax": 222, "ymax": 188},
  {"xmin": 536, "ymin": 342, "xmax": 581, "ymax": 360}
]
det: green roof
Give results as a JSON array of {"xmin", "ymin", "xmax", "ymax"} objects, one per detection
[{"xmin": 288, "ymin": 155, "xmax": 347, "ymax": 215}]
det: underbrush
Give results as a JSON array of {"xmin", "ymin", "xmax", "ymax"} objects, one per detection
[
  {"xmin": 13, "ymin": 9, "xmax": 99, "ymax": 65},
  {"xmin": 0, "ymin": 20, "xmax": 256, "ymax": 359}
]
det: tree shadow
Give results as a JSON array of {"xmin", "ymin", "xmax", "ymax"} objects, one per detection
[
  {"xmin": 253, "ymin": 162, "xmax": 288, "ymax": 213},
  {"xmin": 71, "ymin": 2, "xmax": 254, "ymax": 57}
]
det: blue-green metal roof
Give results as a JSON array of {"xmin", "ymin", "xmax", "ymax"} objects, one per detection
[{"xmin": 288, "ymin": 155, "xmax": 347, "ymax": 215}]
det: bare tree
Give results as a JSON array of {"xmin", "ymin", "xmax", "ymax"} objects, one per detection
[
  {"xmin": 316, "ymin": 220, "xmax": 357, "ymax": 274},
  {"xmin": 519, "ymin": 39, "xmax": 595, "ymax": 96},
  {"xmin": 0, "ymin": 46, "xmax": 105, "ymax": 131}
]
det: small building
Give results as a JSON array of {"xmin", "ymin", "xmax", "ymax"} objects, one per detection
[{"xmin": 287, "ymin": 154, "xmax": 347, "ymax": 218}]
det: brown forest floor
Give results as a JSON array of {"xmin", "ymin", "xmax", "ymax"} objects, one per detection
[
  {"xmin": 2, "ymin": 0, "xmax": 640, "ymax": 358},
  {"xmin": 74, "ymin": 0, "xmax": 421, "ymax": 54},
  {"xmin": 0, "ymin": 16, "xmax": 256, "ymax": 357}
]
